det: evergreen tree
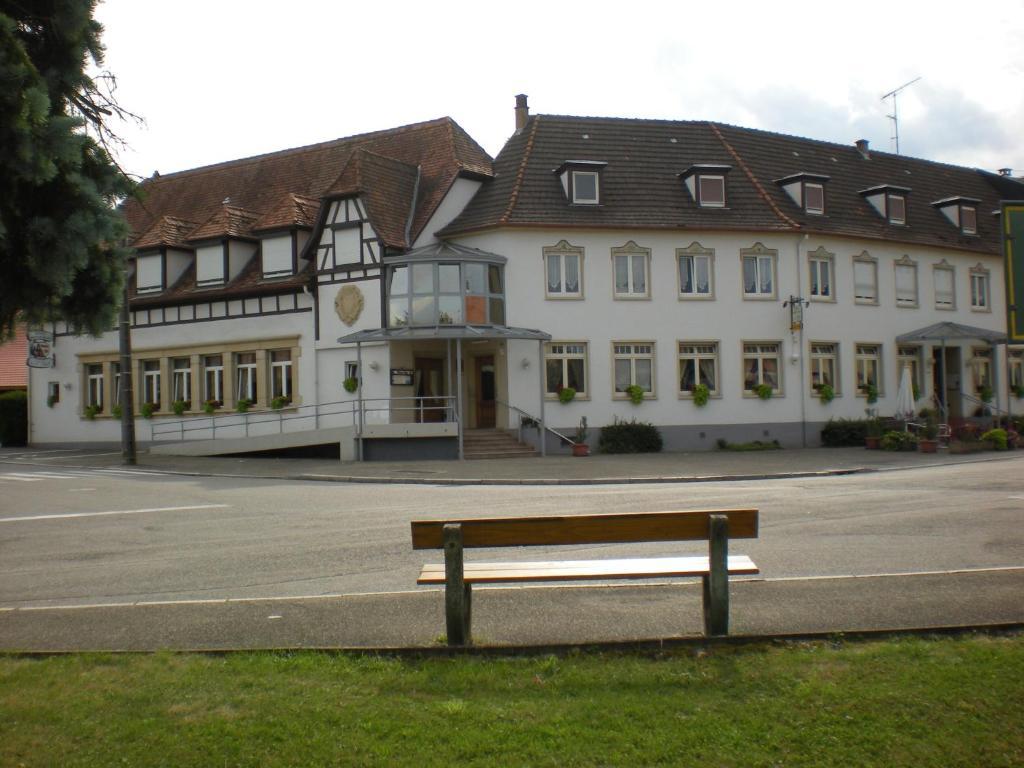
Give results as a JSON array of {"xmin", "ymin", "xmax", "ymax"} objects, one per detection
[{"xmin": 0, "ymin": 0, "xmax": 136, "ymax": 340}]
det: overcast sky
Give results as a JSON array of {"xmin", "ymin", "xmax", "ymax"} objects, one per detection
[{"xmin": 93, "ymin": 0, "xmax": 1024, "ymax": 181}]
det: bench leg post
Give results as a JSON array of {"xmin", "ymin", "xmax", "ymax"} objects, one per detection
[
  {"xmin": 703, "ymin": 514, "xmax": 729, "ymax": 636},
  {"xmin": 443, "ymin": 523, "xmax": 471, "ymax": 646}
]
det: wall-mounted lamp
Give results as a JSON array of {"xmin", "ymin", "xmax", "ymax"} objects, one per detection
[
  {"xmin": 63, "ymin": 382, "xmax": 74, "ymax": 391},
  {"xmin": 368, "ymin": 361, "xmax": 380, "ymax": 371},
  {"xmin": 520, "ymin": 357, "xmax": 531, "ymax": 369}
]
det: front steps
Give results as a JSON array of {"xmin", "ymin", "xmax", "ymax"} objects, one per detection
[{"xmin": 463, "ymin": 428, "xmax": 538, "ymax": 460}]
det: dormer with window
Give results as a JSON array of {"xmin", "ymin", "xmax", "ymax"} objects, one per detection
[
  {"xmin": 859, "ymin": 185, "xmax": 910, "ymax": 225},
  {"xmin": 776, "ymin": 173, "xmax": 829, "ymax": 215},
  {"xmin": 135, "ymin": 251, "xmax": 165, "ymax": 294},
  {"xmin": 932, "ymin": 196, "xmax": 981, "ymax": 235},
  {"xmin": 554, "ymin": 161, "xmax": 607, "ymax": 205},
  {"xmin": 680, "ymin": 165, "xmax": 731, "ymax": 208}
]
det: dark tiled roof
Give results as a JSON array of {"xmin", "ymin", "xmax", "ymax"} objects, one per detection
[
  {"xmin": 187, "ymin": 205, "xmax": 262, "ymax": 242},
  {"xmin": 251, "ymin": 194, "xmax": 320, "ymax": 232},
  {"xmin": 441, "ymin": 115, "xmax": 1024, "ymax": 255},
  {"xmin": 326, "ymin": 149, "xmax": 420, "ymax": 247},
  {"xmin": 123, "ymin": 117, "xmax": 493, "ymax": 251},
  {"xmin": 132, "ymin": 215, "xmax": 200, "ymax": 250}
]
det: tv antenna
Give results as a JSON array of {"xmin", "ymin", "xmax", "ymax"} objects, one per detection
[{"xmin": 881, "ymin": 77, "xmax": 921, "ymax": 155}]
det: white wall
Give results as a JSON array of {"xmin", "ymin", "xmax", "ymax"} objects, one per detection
[
  {"xmin": 29, "ymin": 304, "xmax": 314, "ymax": 445},
  {"xmin": 455, "ymin": 227, "xmax": 1007, "ymax": 432},
  {"xmin": 413, "ymin": 177, "xmax": 483, "ymax": 248}
]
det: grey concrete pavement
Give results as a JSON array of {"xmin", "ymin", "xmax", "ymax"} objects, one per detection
[
  {"xmin": 2, "ymin": 444, "xmax": 1020, "ymax": 485},
  {"xmin": 1, "ymin": 568, "xmax": 1021, "ymax": 651}
]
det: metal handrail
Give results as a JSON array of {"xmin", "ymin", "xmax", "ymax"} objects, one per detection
[
  {"xmin": 150, "ymin": 396, "xmax": 458, "ymax": 443},
  {"xmin": 494, "ymin": 399, "xmax": 576, "ymax": 446}
]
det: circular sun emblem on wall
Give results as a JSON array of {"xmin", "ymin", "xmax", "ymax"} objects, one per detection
[{"xmin": 335, "ymin": 284, "xmax": 364, "ymax": 326}]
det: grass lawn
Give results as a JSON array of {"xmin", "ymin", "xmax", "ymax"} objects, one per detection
[{"xmin": 1, "ymin": 634, "xmax": 1022, "ymax": 767}]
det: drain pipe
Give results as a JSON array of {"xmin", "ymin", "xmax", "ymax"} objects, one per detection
[{"xmin": 795, "ymin": 234, "xmax": 809, "ymax": 447}]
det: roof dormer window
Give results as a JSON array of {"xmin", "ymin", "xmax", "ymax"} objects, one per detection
[
  {"xmin": 680, "ymin": 164, "xmax": 731, "ymax": 208},
  {"xmin": 859, "ymin": 185, "xmax": 910, "ymax": 226},
  {"xmin": 554, "ymin": 161, "xmax": 607, "ymax": 206},
  {"xmin": 888, "ymin": 193, "xmax": 906, "ymax": 225},
  {"xmin": 572, "ymin": 171, "xmax": 599, "ymax": 204},
  {"xmin": 932, "ymin": 197, "xmax": 981, "ymax": 235},
  {"xmin": 776, "ymin": 173, "xmax": 829, "ymax": 215},
  {"xmin": 698, "ymin": 175, "xmax": 725, "ymax": 207}
]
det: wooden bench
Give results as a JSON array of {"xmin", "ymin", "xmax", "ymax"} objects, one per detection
[{"xmin": 411, "ymin": 508, "xmax": 759, "ymax": 646}]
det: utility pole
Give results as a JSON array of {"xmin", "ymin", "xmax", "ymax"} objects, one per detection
[
  {"xmin": 881, "ymin": 77, "xmax": 921, "ymax": 155},
  {"xmin": 118, "ymin": 272, "xmax": 136, "ymax": 465}
]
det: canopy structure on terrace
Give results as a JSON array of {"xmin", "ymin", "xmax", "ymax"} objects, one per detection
[
  {"xmin": 337, "ymin": 324, "xmax": 553, "ymax": 460},
  {"xmin": 896, "ymin": 321, "xmax": 1009, "ymax": 422}
]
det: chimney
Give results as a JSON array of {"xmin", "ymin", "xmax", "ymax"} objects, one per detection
[
  {"xmin": 515, "ymin": 94, "xmax": 529, "ymax": 134},
  {"xmin": 998, "ymin": 168, "xmax": 1013, "ymax": 177},
  {"xmin": 855, "ymin": 139, "xmax": 870, "ymax": 159}
]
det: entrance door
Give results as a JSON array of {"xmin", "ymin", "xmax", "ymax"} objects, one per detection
[
  {"xmin": 476, "ymin": 356, "xmax": 496, "ymax": 428},
  {"xmin": 414, "ymin": 357, "xmax": 445, "ymax": 423},
  {"xmin": 932, "ymin": 347, "xmax": 963, "ymax": 421}
]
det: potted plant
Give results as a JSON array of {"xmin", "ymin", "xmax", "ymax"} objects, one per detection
[
  {"xmin": 691, "ymin": 383, "xmax": 710, "ymax": 407},
  {"xmin": 270, "ymin": 395, "xmax": 290, "ymax": 410},
  {"xmin": 236, "ymin": 398, "xmax": 253, "ymax": 414},
  {"xmin": 112, "ymin": 403, "xmax": 122, "ymax": 419},
  {"xmin": 172, "ymin": 399, "xmax": 188, "ymax": 416},
  {"xmin": 140, "ymin": 402, "xmax": 156, "ymax": 419},
  {"xmin": 1014, "ymin": 384, "xmax": 1024, "ymax": 400},
  {"xmin": 978, "ymin": 384, "xmax": 993, "ymax": 404},
  {"xmin": 343, "ymin": 376, "xmax": 359, "ymax": 394},
  {"xmin": 754, "ymin": 383, "xmax": 773, "ymax": 400},
  {"xmin": 557, "ymin": 386, "xmax": 576, "ymax": 404},
  {"xmin": 572, "ymin": 416, "xmax": 589, "ymax": 457},
  {"xmin": 203, "ymin": 399, "xmax": 221, "ymax": 415},
  {"xmin": 919, "ymin": 413, "xmax": 939, "ymax": 453},
  {"xmin": 817, "ymin": 383, "xmax": 835, "ymax": 404},
  {"xmin": 625, "ymin": 384, "xmax": 645, "ymax": 405},
  {"xmin": 862, "ymin": 383, "xmax": 879, "ymax": 405},
  {"xmin": 83, "ymin": 404, "xmax": 100, "ymax": 420},
  {"xmin": 865, "ymin": 416, "xmax": 883, "ymax": 449},
  {"xmin": 46, "ymin": 393, "xmax": 58, "ymax": 408}
]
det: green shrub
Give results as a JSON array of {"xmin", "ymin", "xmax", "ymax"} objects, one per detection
[
  {"xmin": 980, "ymin": 428, "xmax": 1008, "ymax": 451},
  {"xmin": 557, "ymin": 387, "xmax": 576, "ymax": 404},
  {"xmin": 862, "ymin": 383, "xmax": 879, "ymax": 404},
  {"xmin": 343, "ymin": 377, "xmax": 359, "ymax": 394},
  {"xmin": 820, "ymin": 418, "xmax": 868, "ymax": 447},
  {"xmin": 83, "ymin": 404, "xmax": 100, "ymax": 420},
  {"xmin": 140, "ymin": 402, "xmax": 156, "ymax": 419},
  {"xmin": 0, "ymin": 391, "xmax": 28, "ymax": 446},
  {"xmin": 880, "ymin": 430, "xmax": 918, "ymax": 451},
  {"xmin": 172, "ymin": 400, "xmax": 188, "ymax": 416},
  {"xmin": 598, "ymin": 417, "xmax": 663, "ymax": 454},
  {"xmin": 203, "ymin": 399, "xmax": 220, "ymax": 415},
  {"xmin": 754, "ymin": 383, "xmax": 772, "ymax": 400},
  {"xmin": 817, "ymin": 383, "xmax": 835, "ymax": 404},
  {"xmin": 236, "ymin": 398, "xmax": 252, "ymax": 414},
  {"xmin": 270, "ymin": 396, "xmax": 290, "ymax": 410}
]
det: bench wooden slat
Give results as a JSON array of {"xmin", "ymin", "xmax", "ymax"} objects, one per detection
[
  {"xmin": 416, "ymin": 555, "xmax": 759, "ymax": 584},
  {"xmin": 410, "ymin": 509, "xmax": 758, "ymax": 550}
]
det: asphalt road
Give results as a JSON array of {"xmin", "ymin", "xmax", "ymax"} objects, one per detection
[{"xmin": 0, "ymin": 456, "xmax": 1022, "ymax": 610}]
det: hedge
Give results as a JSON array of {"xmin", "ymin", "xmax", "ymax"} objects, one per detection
[
  {"xmin": 598, "ymin": 418, "xmax": 663, "ymax": 454},
  {"xmin": 820, "ymin": 417, "xmax": 869, "ymax": 447}
]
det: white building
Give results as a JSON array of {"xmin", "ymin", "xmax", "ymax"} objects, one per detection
[{"xmin": 27, "ymin": 99, "xmax": 1024, "ymax": 458}]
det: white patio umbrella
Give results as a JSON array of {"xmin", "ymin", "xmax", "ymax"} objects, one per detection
[{"xmin": 894, "ymin": 365, "xmax": 916, "ymax": 420}]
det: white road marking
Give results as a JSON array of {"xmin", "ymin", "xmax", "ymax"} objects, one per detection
[{"xmin": 0, "ymin": 504, "xmax": 230, "ymax": 523}]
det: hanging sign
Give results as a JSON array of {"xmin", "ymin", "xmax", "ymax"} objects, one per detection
[{"xmin": 26, "ymin": 331, "xmax": 54, "ymax": 368}]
